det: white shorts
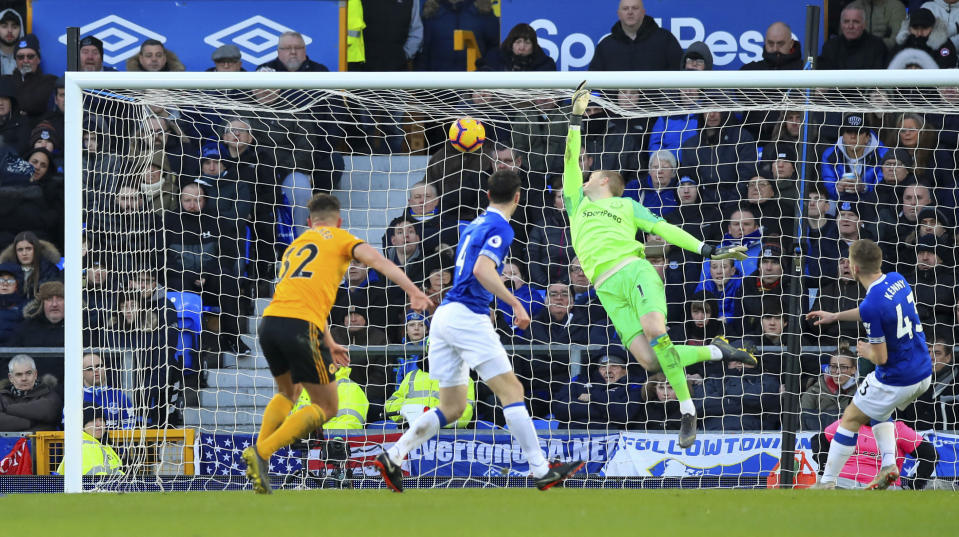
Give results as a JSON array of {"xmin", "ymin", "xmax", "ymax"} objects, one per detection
[
  {"xmin": 427, "ymin": 302, "xmax": 513, "ymax": 388},
  {"xmin": 852, "ymin": 371, "xmax": 932, "ymax": 422}
]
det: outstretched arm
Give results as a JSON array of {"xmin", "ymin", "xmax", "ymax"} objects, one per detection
[
  {"xmin": 646, "ymin": 218, "xmax": 748, "ymax": 261},
  {"xmin": 353, "ymin": 243, "xmax": 431, "ymax": 311},
  {"xmin": 562, "ymin": 82, "xmax": 590, "ymax": 215},
  {"xmin": 473, "ymin": 256, "xmax": 530, "ymax": 330}
]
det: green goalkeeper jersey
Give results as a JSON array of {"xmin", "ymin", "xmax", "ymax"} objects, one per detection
[{"xmin": 562, "ymin": 126, "xmax": 704, "ymax": 283}]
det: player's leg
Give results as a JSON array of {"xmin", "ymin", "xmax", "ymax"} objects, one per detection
[
  {"xmin": 256, "ymin": 320, "xmax": 338, "ymax": 460},
  {"xmin": 865, "ymin": 376, "xmax": 931, "ymax": 489},
  {"xmin": 387, "ymin": 384, "xmax": 468, "ymax": 465},
  {"xmin": 484, "ymin": 369, "xmax": 583, "ymax": 489},
  {"xmin": 257, "ymin": 373, "xmax": 296, "ymax": 444},
  {"xmin": 377, "ymin": 306, "xmax": 460, "ymax": 491},
  {"xmin": 258, "ymin": 381, "xmax": 337, "ymax": 460},
  {"xmin": 483, "ymin": 371, "xmax": 552, "ymax": 479},
  {"xmin": 818, "ymin": 400, "xmax": 872, "ymax": 487}
]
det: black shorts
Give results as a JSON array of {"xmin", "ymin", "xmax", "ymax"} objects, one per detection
[{"xmin": 258, "ymin": 316, "xmax": 335, "ymax": 385}]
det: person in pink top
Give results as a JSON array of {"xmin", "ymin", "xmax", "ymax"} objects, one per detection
[{"xmin": 812, "ymin": 419, "xmax": 937, "ymax": 489}]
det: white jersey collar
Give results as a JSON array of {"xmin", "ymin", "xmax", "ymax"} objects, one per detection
[{"xmin": 865, "ymin": 273, "xmax": 887, "ymax": 294}]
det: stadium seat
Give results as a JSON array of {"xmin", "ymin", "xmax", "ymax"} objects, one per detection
[
  {"xmin": 165, "ymin": 291, "xmax": 204, "ymax": 370},
  {"xmin": 532, "ymin": 419, "xmax": 559, "ymax": 430},
  {"xmin": 365, "ymin": 420, "xmax": 399, "ymax": 430}
]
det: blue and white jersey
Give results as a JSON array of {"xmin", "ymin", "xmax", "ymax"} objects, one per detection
[
  {"xmin": 860, "ymin": 272, "xmax": 932, "ymax": 386},
  {"xmin": 83, "ymin": 386, "xmax": 138, "ymax": 428},
  {"xmin": 442, "ymin": 208, "xmax": 514, "ymax": 315}
]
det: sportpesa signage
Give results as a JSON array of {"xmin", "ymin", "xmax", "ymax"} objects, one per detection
[{"xmin": 500, "ymin": 0, "xmax": 825, "ymax": 71}]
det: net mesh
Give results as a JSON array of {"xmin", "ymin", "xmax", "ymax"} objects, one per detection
[{"xmin": 72, "ymin": 82, "xmax": 959, "ymax": 489}]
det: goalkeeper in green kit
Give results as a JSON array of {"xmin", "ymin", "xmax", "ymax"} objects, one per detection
[{"xmin": 562, "ymin": 83, "xmax": 757, "ymax": 448}]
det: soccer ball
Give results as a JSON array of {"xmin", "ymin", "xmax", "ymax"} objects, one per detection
[{"xmin": 448, "ymin": 117, "xmax": 486, "ymax": 153}]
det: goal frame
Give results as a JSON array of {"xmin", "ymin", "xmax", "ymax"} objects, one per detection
[{"xmin": 64, "ymin": 68, "xmax": 959, "ymax": 492}]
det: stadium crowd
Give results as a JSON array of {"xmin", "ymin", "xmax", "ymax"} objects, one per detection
[{"xmin": 0, "ymin": 0, "xmax": 958, "ymax": 445}]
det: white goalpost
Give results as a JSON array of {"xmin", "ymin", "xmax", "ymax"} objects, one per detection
[{"xmin": 63, "ymin": 69, "xmax": 959, "ymax": 493}]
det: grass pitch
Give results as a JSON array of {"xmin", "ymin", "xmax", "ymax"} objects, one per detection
[{"xmin": 5, "ymin": 488, "xmax": 959, "ymax": 536}]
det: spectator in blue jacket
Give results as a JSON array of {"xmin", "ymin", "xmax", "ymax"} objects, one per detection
[
  {"xmin": 623, "ymin": 149, "xmax": 680, "ymax": 217},
  {"xmin": 589, "ymin": 0, "xmax": 682, "ymax": 71},
  {"xmin": 477, "ymin": 22, "xmax": 556, "ymax": 72},
  {"xmin": 82, "ymin": 352, "xmax": 136, "ymax": 429},
  {"xmin": 820, "ymin": 111, "xmax": 889, "ymax": 200},
  {"xmin": 0, "ymin": 261, "xmax": 24, "ymax": 344},
  {"xmin": 648, "ymin": 89, "xmax": 700, "ymax": 160},
  {"xmin": 417, "ymin": 0, "xmax": 499, "ymax": 71},
  {"xmin": 552, "ymin": 351, "xmax": 643, "ymax": 430}
]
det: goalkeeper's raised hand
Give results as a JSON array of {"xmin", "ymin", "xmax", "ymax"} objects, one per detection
[
  {"xmin": 571, "ymin": 81, "xmax": 589, "ymax": 117},
  {"xmin": 700, "ymin": 244, "xmax": 748, "ymax": 261}
]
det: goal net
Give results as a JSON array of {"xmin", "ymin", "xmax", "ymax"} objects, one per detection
[{"xmin": 63, "ymin": 71, "xmax": 958, "ymax": 491}]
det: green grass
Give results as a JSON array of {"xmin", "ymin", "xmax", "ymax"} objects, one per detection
[{"xmin": 5, "ymin": 488, "xmax": 959, "ymax": 536}]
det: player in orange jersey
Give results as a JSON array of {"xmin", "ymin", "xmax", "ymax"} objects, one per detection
[{"xmin": 242, "ymin": 193, "xmax": 430, "ymax": 494}]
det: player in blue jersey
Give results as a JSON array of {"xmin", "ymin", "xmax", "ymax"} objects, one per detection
[
  {"xmin": 373, "ymin": 170, "xmax": 584, "ymax": 492},
  {"xmin": 807, "ymin": 239, "xmax": 933, "ymax": 489}
]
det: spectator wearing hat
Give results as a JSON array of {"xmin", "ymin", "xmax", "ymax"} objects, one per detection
[
  {"xmin": 55, "ymin": 407, "xmax": 123, "ymax": 475},
  {"xmin": 681, "ymin": 40, "xmax": 713, "ymax": 71},
  {"xmin": 758, "ymin": 141, "xmax": 801, "ymax": 202},
  {"xmin": 552, "ymin": 350, "xmax": 643, "ymax": 430},
  {"xmin": 6, "ymin": 280, "xmax": 64, "ymax": 347},
  {"xmin": 207, "ymin": 45, "xmax": 244, "ymax": 72},
  {"xmin": 126, "ymin": 39, "xmax": 185, "ymax": 72},
  {"xmin": 196, "ymin": 144, "xmax": 252, "ymax": 224},
  {"xmin": 819, "ymin": 197, "xmax": 879, "ymax": 267},
  {"xmin": 10, "ymin": 33, "xmax": 57, "ymax": 122},
  {"xmin": 921, "ymin": 0, "xmax": 959, "ymax": 51},
  {"xmin": 820, "ymin": 111, "xmax": 889, "ymax": 200},
  {"xmin": 875, "ymin": 148, "xmax": 918, "ymax": 219},
  {"xmin": 0, "ymin": 74, "xmax": 28, "ymax": 149},
  {"xmin": 741, "ymin": 299, "xmax": 792, "ymax": 376},
  {"xmin": 819, "ymin": 4, "xmax": 889, "ymax": 69},
  {"xmin": 623, "ymin": 149, "xmax": 680, "ymax": 217},
  {"xmin": 78, "ymin": 35, "xmax": 116, "ymax": 72},
  {"xmin": 0, "ymin": 262, "xmax": 24, "ymax": 344},
  {"xmin": 0, "ymin": 8, "xmax": 23, "ymax": 75},
  {"xmin": 848, "ymin": 0, "xmax": 907, "ymax": 49},
  {"xmin": 0, "ymin": 142, "xmax": 61, "ymax": 250},
  {"xmin": 330, "ymin": 304, "xmax": 389, "ymax": 348},
  {"xmin": 905, "ymin": 234, "xmax": 956, "ymax": 327},
  {"xmin": 0, "ymin": 354, "xmax": 62, "ymax": 431},
  {"xmin": 477, "ymin": 22, "xmax": 556, "ymax": 72},
  {"xmin": 742, "ymin": 174, "xmax": 796, "ymax": 243},
  {"xmin": 663, "ymin": 174, "xmax": 723, "ymax": 243},
  {"xmin": 917, "ymin": 205, "xmax": 957, "ymax": 248},
  {"xmin": 258, "ymin": 31, "xmax": 328, "ymax": 72},
  {"xmin": 740, "ymin": 243, "xmax": 792, "ymax": 337},
  {"xmin": 889, "ymin": 8, "xmax": 956, "ymax": 69}
]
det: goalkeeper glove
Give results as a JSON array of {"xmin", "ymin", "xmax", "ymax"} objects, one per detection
[
  {"xmin": 700, "ymin": 244, "xmax": 749, "ymax": 261},
  {"xmin": 569, "ymin": 81, "xmax": 589, "ymax": 126}
]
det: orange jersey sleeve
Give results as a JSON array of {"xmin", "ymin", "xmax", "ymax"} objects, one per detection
[{"xmin": 263, "ymin": 226, "xmax": 364, "ymax": 330}]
